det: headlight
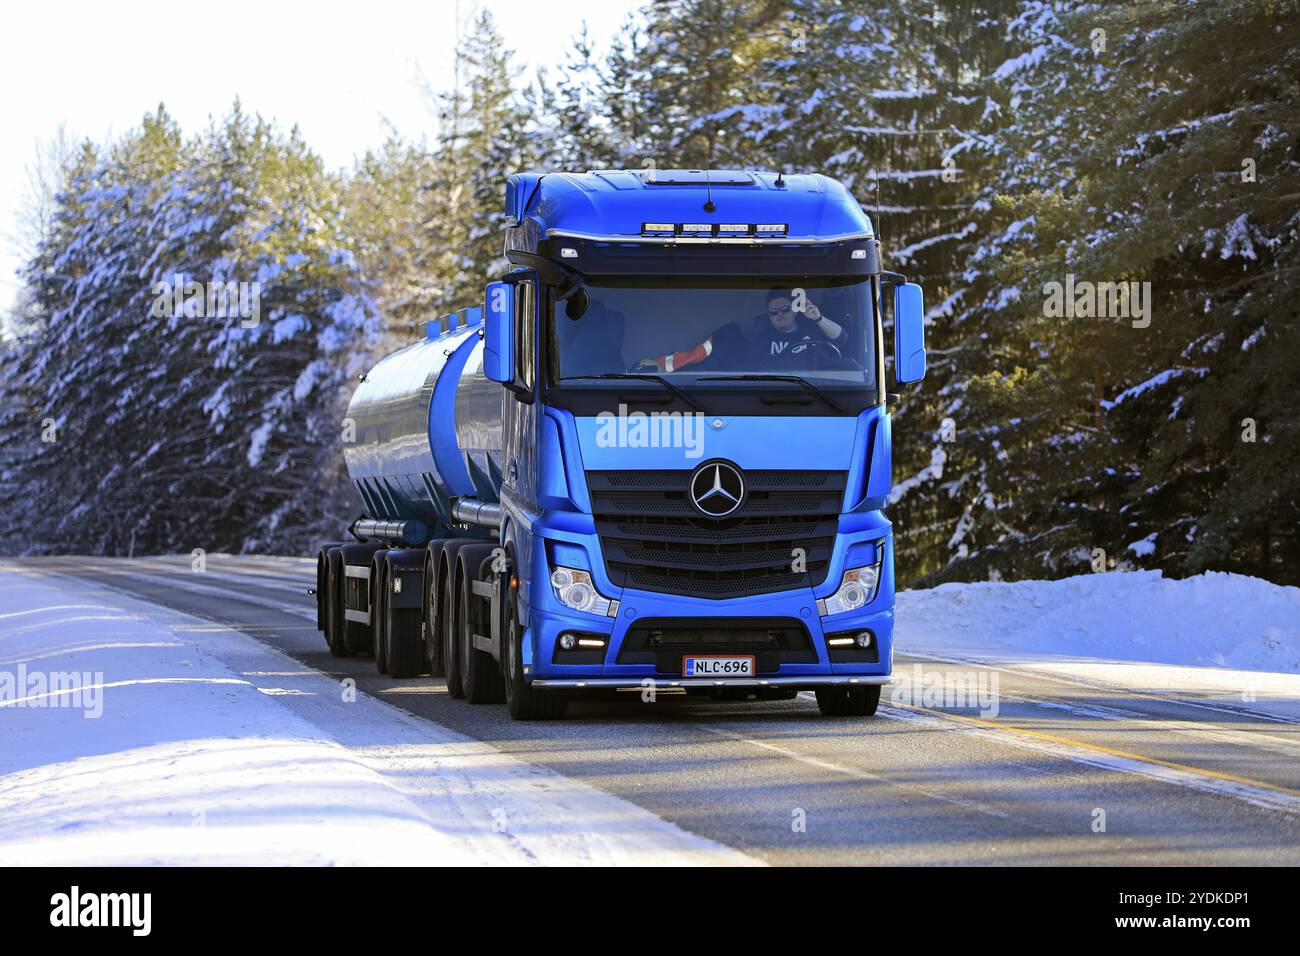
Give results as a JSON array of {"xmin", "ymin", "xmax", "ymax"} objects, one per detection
[
  {"xmin": 550, "ymin": 566, "xmax": 617, "ymax": 616},
  {"xmin": 817, "ymin": 563, "xmax": 882, "ymax": 616}
]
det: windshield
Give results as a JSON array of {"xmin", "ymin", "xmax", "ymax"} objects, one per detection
[{"xmin": 547, "ymin": 276, "xmax": 877, "ymax": 391}]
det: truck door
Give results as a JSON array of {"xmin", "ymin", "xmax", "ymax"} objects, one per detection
[{"xmin": 502, "ymin": 275, "xmax": 540, "ymax": 512}]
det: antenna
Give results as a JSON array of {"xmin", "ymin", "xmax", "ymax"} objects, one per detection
[
  {"xmin": 873, "ymin": 168, "xmax": 883, "ymax": 245},
  {"xmin": 703, "ymin": 168, "xmax": 716, "ymax": 213}
]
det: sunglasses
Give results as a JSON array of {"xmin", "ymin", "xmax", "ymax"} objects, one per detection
[{"xmin": 768, "ymin": 304, "xmax": 793, "ymax": 316}]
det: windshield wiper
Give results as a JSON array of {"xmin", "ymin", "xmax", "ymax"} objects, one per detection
[
  {"xmin": 559, "ymin": 373, "xmax": 707, "ymax": 414},
  {"xmin": 697, "ymin": 374, "xmax": 844, "ymax": 413}
]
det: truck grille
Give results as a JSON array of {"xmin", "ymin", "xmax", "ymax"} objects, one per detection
[
  {"xmin": 587, "ymin": 469, "xmax": 845, "ymax": 600},
  {"xmin": 617, "ymin": 617, "xmax": 818, "ymax": 669}
]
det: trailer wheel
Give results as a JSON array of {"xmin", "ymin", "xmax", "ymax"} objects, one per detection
[
  {"xmin": 814, "ymin": 686, "xmax": 881, "ymax": 717},
  {"xmin": 324, "ymin": 549, "xmax": 351, "ymax": 657},
  {"xmin": 501, "ymin": 578, "xmax": 567, "ymax": 721},
  {"xmin": 372, "ymin": 563, "xmax": 389, "ymax": 675},
  {"xmin": 385, "ymin": 567, "xmax": 425, "ymax": 679},
  {"xmin": 458, "ymin": 549, "xmax": 503, "ymax": 704},
  {"xmin": 441, "ymin": 557, "xmax": 464, "ymax": 699},
  {"xmin": 423, "ymin": 551, "xmax": 443, "ymax": 677}
]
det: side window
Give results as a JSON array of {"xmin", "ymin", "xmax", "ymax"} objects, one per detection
[{"xmin": 513, "ymin": 280, "xmax": 535, "ymax": 393}]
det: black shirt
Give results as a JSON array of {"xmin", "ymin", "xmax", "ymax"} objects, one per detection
[{"xmin": 756, "ymin": 314, "xmax": 848, "ymax": 365}]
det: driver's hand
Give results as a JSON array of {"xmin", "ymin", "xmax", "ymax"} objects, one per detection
[{"xmin": 804, "ymin": 302, "xmax": 822, "ymax": 321}]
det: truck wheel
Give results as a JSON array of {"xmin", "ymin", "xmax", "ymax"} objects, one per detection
[
  {"xmin": 459, "ymin": 560, "xmax": 504, "ymax": 704},
  {"xmin": 815, "ymin": 686, "xmax": 881, "ymax": 717},
  {"xmin": 372, "ymin": 564, "xmax": 389, "ymax": 675},
  {"xmin": 423, "ymin": 551, "xmax": 444, "ymax": 677},
  {"xmin": 501, "ymin": 586, "xmax": 567, "ymax": 721},
  {"xmin": 441, "ymin": 559, "xmax": 464, "ymax": 699},
  {"xmin": 324, "ymin": 549, "xmax": 351, "ymax": 657},
  {"xmin": 385, "ymin": 561, "xmax": 424, "ymax": 678}
]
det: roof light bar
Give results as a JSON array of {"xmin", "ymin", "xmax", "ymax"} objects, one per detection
[{"xmin": 638, "ymin": 222, "xmax": 790, "ymax": 238}]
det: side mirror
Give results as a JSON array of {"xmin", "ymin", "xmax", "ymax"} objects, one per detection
[
  {"xmin": 483, "ymin": 281, "xmax": 513, "ymax": 383},
  {"xmin": 893, "ymin": 282, "xmax": 926, "ymax": 384}
]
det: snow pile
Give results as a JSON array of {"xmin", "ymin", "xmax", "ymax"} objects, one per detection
[
  {"xmin": 898, "ymin": 570, "xmax": 1300, "ymax": 674},
  {"xmin": 0, "ymin": 564, "xmax": 753, "ymax": 866}
]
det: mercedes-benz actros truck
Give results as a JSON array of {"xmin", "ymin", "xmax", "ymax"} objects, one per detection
[{"xmin": 312, "ymin": 168, "xmax": 927, "ymax": 719}]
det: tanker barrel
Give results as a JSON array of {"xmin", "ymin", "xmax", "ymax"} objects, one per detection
[
  {"xmin": 343, "ymin": 316, "xmax": 503, "ymax": 533},
  {"xmin": 451, "ymin": 499, "xmax": 503, "ymax": 530},
  {"xmin": 349, "ymin": 518, "xmax": 430, "ymax": 547}
]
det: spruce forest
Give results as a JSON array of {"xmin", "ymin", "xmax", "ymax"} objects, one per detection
[{"xmin": 2, "ymin": 0, "xmax": 1297, "ymax": 587}]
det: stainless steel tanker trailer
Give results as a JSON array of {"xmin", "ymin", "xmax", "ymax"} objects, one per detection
[{"xmin": 312, "ymin": 168, "xmax": 928, "ymax": 720}]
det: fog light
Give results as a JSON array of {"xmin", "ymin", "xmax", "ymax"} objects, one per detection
[
  {"xmin": 559, "ymin": 633, "xmax": 578, "ymax": 650},
  {"xmin": 824, "ymin": 628, "xmax": 879, "ymax": 661}
]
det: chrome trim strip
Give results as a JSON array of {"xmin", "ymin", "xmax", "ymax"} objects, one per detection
[
  {"xmin": 344, "ymin": 609, "xmax": 371, "ymax": 625},
  {"xmin": 529, "ymin": 675, "xmax": 891, "ymax": 690}
]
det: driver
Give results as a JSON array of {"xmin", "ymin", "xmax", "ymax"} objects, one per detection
[{"xmin": 757, "ymin": 287, "xmax": 848, "ymax": 366}]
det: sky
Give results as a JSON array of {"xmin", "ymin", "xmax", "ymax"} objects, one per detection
[{"xmin": 0, "ymin": 0, "xmax": 643, "ymax": 315}]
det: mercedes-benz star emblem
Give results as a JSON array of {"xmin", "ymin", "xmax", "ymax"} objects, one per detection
[{"xmin": 689, "ymin": 461, "xmax": 745, "ymax": 517}]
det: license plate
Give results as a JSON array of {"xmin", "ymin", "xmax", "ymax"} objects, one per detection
[{"xmin": 682, "ymin": 655, "xmax": 755, "ymax": 678}]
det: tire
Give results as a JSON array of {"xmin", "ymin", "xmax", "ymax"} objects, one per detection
[
  {"xmin": 441, "ymin": 555, "xmax": 465, "ymax": 700},
  {"xmin": 424, "ymin": 551, "xmax": 444, "ymax": 677},
  {"xmin": 372, "ymin": 562, "xmax": 389, "ymax": 675},
  {"xmin": 458, "ymin": 548, "xmax": 503, "ymax": 704},
  {"xmin": 501, "ymin": 572, "xmax": 566, "ymax": 721},
  {"xmin": 815, "ymin": 685, "xmax": 881, "ymax": 717},
  {"xmin": 315, "ymin": 549, "xmax": 329, "ymax": 632},
  {"xmin": 324, "ymin": 549, "xmax": 351, "ymax": 657},
  {"xmin": 385, "ymin": 561, "xmax": 425, "ymax": 679}
]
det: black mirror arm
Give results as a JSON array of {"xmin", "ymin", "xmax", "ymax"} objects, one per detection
[{"xmin": 503, "ymin": 249, "xmax": 585, "ymax": 293}]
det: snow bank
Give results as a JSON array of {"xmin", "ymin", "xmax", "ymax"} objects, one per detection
[
  {"xmin": 898, "ymin": 569, "xmax": 1300, "ymax": 674},
  {"xmin": 0, "ymin": 563, "xmax": 754, "ymax": 866}
]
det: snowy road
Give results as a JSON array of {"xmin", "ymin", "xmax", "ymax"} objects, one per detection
[{"xmin": 6, "ymin": 555, "xmax": 1300, "ymax": 866}]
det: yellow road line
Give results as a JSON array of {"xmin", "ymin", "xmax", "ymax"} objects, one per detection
[{"xmin": 907, "ymin": 704, "xmax": 1300, "ymax": 801}]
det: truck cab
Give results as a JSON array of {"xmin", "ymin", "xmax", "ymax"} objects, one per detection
[{"xmin": 477, "ymin": 169, "xmax": 927, "ymax": 717}]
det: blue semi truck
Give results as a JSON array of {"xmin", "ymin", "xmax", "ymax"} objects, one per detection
[{"xmin": 313, "ymin": 168, "xmax": 927, "ymax": 719}]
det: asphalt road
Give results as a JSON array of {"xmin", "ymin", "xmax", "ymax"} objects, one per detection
[{"xmin": 22, "ymin": 555, "xmax": 1300, "ymax": 865}]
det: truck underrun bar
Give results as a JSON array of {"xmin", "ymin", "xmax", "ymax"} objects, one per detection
[{"xmin": 529, "ymin": 676, "xmax": 893, "ymax": 690}]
